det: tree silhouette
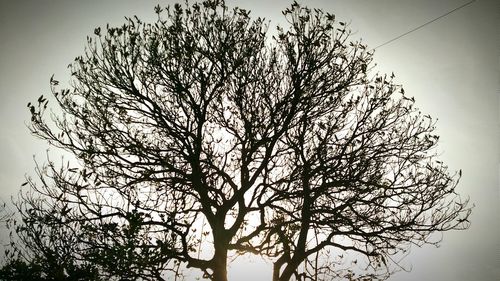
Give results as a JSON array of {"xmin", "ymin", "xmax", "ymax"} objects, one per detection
[
  {"xmin": 0, "ymin": 193, "xmax": 102, "ymax": 280},
  {"xmin": 5, "ymin": 1, "xmax": 471, "ymax": 281}
]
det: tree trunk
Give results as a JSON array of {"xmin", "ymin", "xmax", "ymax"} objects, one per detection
[
  {"xmin": 211, "ymin": 223, "xmax": 229, "ymax": 281},
  {"xmin": 212, "ymin": 242, "xmax": 228, "ymax": 281},
  {"xmin": 272, "ymin": 264, "xmax": 281, "ymax": 281},
  {"xmin": 277, "ymin": 262, "xmax": 299, "ymax": 281},
  {"xmin": 273, "ymin": 254, "xmax": 288, "ymax": 281}
]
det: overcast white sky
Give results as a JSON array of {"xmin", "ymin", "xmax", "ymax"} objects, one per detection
[{"xmin": 0, "ymin": 0, "xmax": 498, "ymax": 280}]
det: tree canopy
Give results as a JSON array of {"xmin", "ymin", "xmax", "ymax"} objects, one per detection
[{"xmin": 2, "ymin": 1, "xmax": 471, "ymax": 281}]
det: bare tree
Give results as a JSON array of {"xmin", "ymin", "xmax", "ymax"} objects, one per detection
[
  {"xmin": 226, "ymin": 3, "xmax": 472, "ymax": 281},
  {"xmin": 8, "ymin": 1, "xmax": 470, "ymax": 281}
]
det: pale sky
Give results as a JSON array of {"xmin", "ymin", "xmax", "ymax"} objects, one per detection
[{"xmin": 0, "ymin": 0, "xmax": 498, "ymax": 280}]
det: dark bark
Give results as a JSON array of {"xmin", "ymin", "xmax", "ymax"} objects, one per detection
[{"xmin": 212, "ymin": 241, "xmax": 229, "ymax": 281}]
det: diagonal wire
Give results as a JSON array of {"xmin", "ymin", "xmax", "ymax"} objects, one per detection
[{"xmin": 374, "ymin": 0, "xmax": 477, "ymax": 49}]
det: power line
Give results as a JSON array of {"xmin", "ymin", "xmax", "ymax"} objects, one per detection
[{"xmin": 374, "ymin": 0, "xmax": 477, "ymax": 49}]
